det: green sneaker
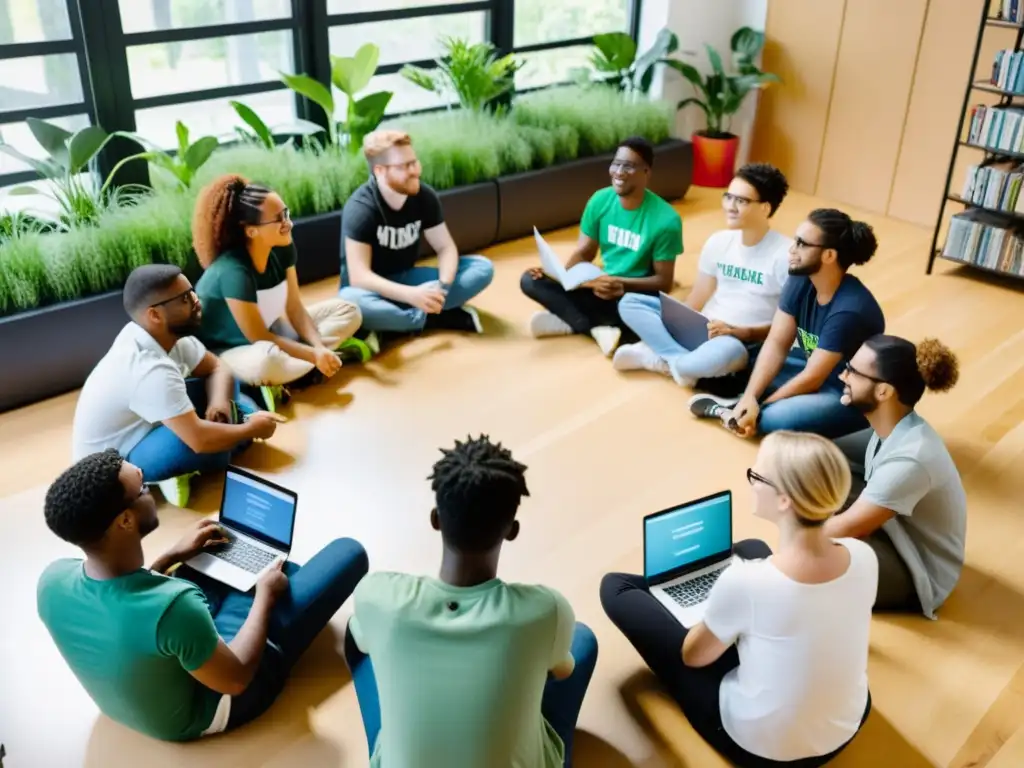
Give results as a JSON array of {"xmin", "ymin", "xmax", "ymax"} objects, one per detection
[
  {"xmin": 259, "ymin": 384, "xmax": 290, "ymax": 413},
  {"xmin": 157, "ymin": 472, "xmax": 197, "ymax": 508},
  {"xmin": 337, "ymin": 336, "xmax": 373, "ymax": 363}
]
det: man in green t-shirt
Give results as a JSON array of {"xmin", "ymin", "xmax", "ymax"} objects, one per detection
[
  {"xmin": 520, "ymin": 136, "xmax": 684, "ymax": 356},
  {"xmin": 37, "ymin": 450, "xmax": 368, "ymax": 741},
  {"xmin": 344, "ymin": 435, "xmax": 598, "ymax": 767}
]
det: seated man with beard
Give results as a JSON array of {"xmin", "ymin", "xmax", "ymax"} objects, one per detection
[{"xmin": 71, "ymin": 264, "xmax": 281, "ymax": 507}]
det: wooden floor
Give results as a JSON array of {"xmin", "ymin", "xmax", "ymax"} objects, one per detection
[{"xmin": 3, "ymin": 187, "xmax": 1024, "ymax": 768}]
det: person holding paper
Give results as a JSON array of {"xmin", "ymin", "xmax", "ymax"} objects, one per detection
[
  {"xmin": 520, "ymin": 137, "xmax": 683, "ymax": 356},
  {"xmin": 614, "ymin": 163, "xmax": 792, "ymax": 387}
]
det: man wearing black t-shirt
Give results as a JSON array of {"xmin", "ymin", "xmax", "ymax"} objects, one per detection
[{"xmin": 339, "ymin": 130, "xmax": 494, "ymax": 337}]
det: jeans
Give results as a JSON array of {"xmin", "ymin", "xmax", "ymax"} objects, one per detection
[
  {"xmin": 343, "ymin": 621, "xmax": 599, "ymax": 766},
  {"xmin": 180, "ymin": 538, "xmax": 369, "ymax": 731},
  {"xmin": 599, "ymin": 540, "xmax": 870, "ymax": 768},
  {"xmin": 126, "ymin": 377, "xmax": 258, "ymax": 482},
  {"xmin": 618, "ymin": 293, "xmax": 750, "ymax": 379},
  {"xmin": 520, "ymin": 271, "xmax": 650, "ymax": 339},
  {"xmin": 339, "ymin": 255, "xmax": 494, "ymax": 333}
]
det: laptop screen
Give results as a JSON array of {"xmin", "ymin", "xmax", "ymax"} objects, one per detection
[
  {"xmin": 221, "ymin": 469, "xmax": 297, "ymax": 550},
  {"xmin": 644, "ymin": 491, "xmax": 732, "ymax": 580}
]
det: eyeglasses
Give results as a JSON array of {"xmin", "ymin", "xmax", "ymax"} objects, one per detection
[
  {"xmin": 609, "ymin": 161, "xmax": 641, "ymax": 174},
  {"xmin": 256, "ymin": 207, "xmax": 290, "ymax": 226},
  {"xmin": 746, "ymin": 468, "xmax": 776, "ymax": 489},
  {"xmin": 382, "ymin": 158, "xmax": 421, "ymax": 172},
  {"xmin": 722, "ymin": 192, "xmax": 760, "ymax": 207},
  {"xmin": 149, "ymin": 288, "xmax": 198, "ymax": 309},
  {"xmin": 843, "ymin": 361, "xmax": 887, "ymax": 384},
  {"xmin": 794, "ymin": 235, "xmax": 828, "ymax": 250},
  {"xmin": 124, "ymin": 482, "xmax": 149, "ymax": 506}
]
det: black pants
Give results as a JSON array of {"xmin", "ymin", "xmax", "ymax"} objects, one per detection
[
  {"xmin": 519, "ymin": 271, "xmax": 643, "ymax": 339},
  {"xmin": 599, "ymin": 539, "xmax": 870, "ymax": 768}
]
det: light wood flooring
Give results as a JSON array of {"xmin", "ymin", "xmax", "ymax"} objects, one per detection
[{"xmin": 2, "ymin": 187, "xmax": 1024, "ymax": 767}]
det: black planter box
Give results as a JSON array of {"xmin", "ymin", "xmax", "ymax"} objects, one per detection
[
  {"xmin": 291, "ymin": 209, "xmax": 343, "ymax": 286},
  {"xmin": 421, "ymin": 182, "xmax": 499, "ymax": 257}
]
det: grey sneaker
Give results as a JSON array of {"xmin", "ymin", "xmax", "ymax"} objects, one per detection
[{"xmin": 688, "ymin": 393, "xmax": 740, "ymax": 419}]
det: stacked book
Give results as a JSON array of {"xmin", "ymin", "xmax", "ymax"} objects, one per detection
[
  {"xmin": 961, "ymin": 162, "xmax": 1024, "ymax": 213},
  {"xmin": 966, "ymin": 105, "xmax": 1024, "ymax": 152},
  {"xmin": 996, "ymin": 0, "xmax": 1023, "ymax": 23},
  {"xmin": 943, "ymin": 209, "xmax": 1024, "ymax": 276},
  {"xmin": 991, "ymin": 49, "xmax": 1024, "ymax": 93}
]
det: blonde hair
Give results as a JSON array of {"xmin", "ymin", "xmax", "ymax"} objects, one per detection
[
  {"xmin": 761, "ymin": 431, "xmax": 851, "ymax": 526},
  {"xmin": 363, "ymin": 129, "xmax": 411, "ymax": 164}
]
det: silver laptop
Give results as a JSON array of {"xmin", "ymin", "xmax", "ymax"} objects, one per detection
[
  {"xmin": 660, "ymin": 292, "xmax": 709, "ymax": 349},
  {"xmin": 185, "ymin": 466, "xmax": 298, "ymax": 592},
  {"xmin": 645, "ymin": 490, "xmax": 734, "ymax": 626}
]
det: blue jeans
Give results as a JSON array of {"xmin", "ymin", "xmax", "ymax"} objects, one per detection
[
  {"xmin": 618, "ymin": 293, "xmax": 750, "ymax": 380},
  {"xmin": 757, "ymin": 353, "xmax": 869, "ymax": 438},
  {"xmin": 343, "ymin": 621, "xmax": 599, "ymax": 766},
  {"xmin": 339, "ymin": 255, "xmax": 494, "ymax": 333},
  {"xmin": 126, "ymin": 377, "xmax": 258, "ymax": 482},
  {"xmin": 180, "ymin": 538, "xmax": 370, "ymax": 732}
]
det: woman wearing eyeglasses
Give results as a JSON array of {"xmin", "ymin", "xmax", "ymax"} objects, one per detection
[
  {"xmin": 601, "ymin": 431, "xmax": 876, "ymax": 767},
  {"xmin": 192, "ymin": 174, "xmax": 368, "ymax": 411}
]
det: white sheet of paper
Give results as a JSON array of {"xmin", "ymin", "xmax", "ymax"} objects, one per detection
[{"xmin": 534, "ymin": 227, "xmax": 604, "ymax": 290}]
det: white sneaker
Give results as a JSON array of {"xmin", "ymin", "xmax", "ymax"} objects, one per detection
[
  {"xmin": 590, "ymin": 326, "xmax": 622, "ymax": 357},
  {"xmin": 612, "ymin": 342, "xmax": 669, "ymax": 374},
  {"xmin": 529, "ymin": 311, "xmax": 573, "ymax": 338}
]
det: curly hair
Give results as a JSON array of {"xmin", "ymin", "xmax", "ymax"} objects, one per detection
[
  {"xmin": 735, "ymin": 162, "xmax": 789, "ymax": 216},
  {"xmin": 865, "ymin": 335, "xmax": 959, "ymax": 407},
  {"xmin": 45, "ymin": 449, "xmax": 127, "ymax": 546},
  {"xmin": 428, "ymin": 435, "xmax": 530, "ymax": 553},
  {"xmin": 807, "ymin": 208, "xmax": 878, "ymax": 270},
  {"xmin": 191, "ymin": 173, "xmax": 271, "ymax": 268}
]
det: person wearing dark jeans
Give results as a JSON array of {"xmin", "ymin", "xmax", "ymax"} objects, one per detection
[
  {"xmin": 344, "ymin": 435, "xmax": 598, "ymax": 767},
  {"xmin": 521, "ymin": 136, "xmax": 682, "ymax": 357},
  {"xmin": 602, "ymin": 432, "xmax": 876, "ymax": 767}
]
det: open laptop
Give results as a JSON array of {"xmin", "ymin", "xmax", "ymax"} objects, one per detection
[
  {"xmin": 660, "ymin": 292, "xmax": 709, "ymax": 349},
  {"xmin": 185, "ymin": 466, "xmax": 298, "ymax": 592},
  {"xmin": 645, "ymin": 490, "xmax": 734, "ymax": 626}
]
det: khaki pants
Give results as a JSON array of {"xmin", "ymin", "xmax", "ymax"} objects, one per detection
[{"xmin": 219, "ymin": 299, "xmax": 362, "ymax": 385}]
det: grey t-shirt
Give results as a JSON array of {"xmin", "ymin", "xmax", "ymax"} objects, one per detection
[{"xmin": 861, "ymin": 411, "xmax": 967, "ymax": 618}]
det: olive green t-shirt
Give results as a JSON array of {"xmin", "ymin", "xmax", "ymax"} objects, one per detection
[
  {"xmin": 195, "ymin": 243, "xmax": 297, "ymax": 352},
  {"xmin": 580, "ymin": 187, "xmax": 683, "ymax": 277}
]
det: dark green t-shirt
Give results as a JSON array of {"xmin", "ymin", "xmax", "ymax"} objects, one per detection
[
  {"xmin": 195, "ymin": 243, "xmax": 297, "ymax": 352},
  {"xmin": 37, "ymin": 559, "xmax": 222, "ymax": 741}
]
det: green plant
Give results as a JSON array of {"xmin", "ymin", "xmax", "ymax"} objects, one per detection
[
  {"xmin": 0, "ymin": 210, "xmax": 50, "ymax": 244},
  {"xmin": 671, "ymin": 27, "xmax": 780, "ymax": 137},
  {"xmin": 280, "ymin": 43, "xmax": 393, "ymax": 153},
  {"xmin": 401, "ymin": 37, "xmax": 524, "ymax": 112},
  {"xmin": 101, "ymin": 121, "xmax": 219, "ymax": 193},
  {"xmin": 228, "ymin": 100, "xmax": 322, "ymax": 150},
  {"xmin": 575, "ymin": 28, "xmax": 681, "ymax": 93}
]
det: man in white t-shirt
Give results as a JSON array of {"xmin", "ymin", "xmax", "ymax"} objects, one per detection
[
  {"xmin": 614, "ymin": 163, "xmax": 792, "ymax": 387},
  {"xmin": 71, "ymin": 265, "xmax": 280, "ymax": 507}
]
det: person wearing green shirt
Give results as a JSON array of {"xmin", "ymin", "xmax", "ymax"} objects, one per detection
[
  {"xmin": 37, "ymin": 449, "xmax": 369, "ymax": 742},
  {"xmin": 344, "ymin": 435, "xmax": 599, "ymax": 767},
  {"xmin": 193, "ymin": 174, "xmax": 369, "ymax": 412},
  {"xmin": 520, "ymin": 136, "xmax": 684, "ymax": 357}
]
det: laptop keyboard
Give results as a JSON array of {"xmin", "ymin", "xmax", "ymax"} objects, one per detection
[
  {"xmin": 664, "ymin": 567, "xmax": 726, "ymax": 607},
  {"xmin": 217, "ymin": 539, "xmax": 277, "ymax": 574}
]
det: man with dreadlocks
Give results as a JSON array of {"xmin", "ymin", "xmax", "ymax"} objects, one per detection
[{"xmin": 343, "ymin": 435, "xmax": 598, "ymax": 767}]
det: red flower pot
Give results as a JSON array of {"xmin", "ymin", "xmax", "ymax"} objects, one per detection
[{"xmin": 692, "ymin": 132, "xmax": 740, "ymax": 188}]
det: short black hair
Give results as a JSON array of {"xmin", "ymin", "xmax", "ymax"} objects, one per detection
[
  {"xmin": 45, "ymin": 449, "xmax": 127, "ymax": 546},
  {"xmin": 734, "ymin": 162, "xmax": 789, "ymax": 216},
  {"xmin": 618, "ymin": 136, "xmax": 655, "ymax": 169},
  {"xmin": 864, "ymin": 335, "xmax": 959, "ymax": 407},
  {"xmin": 122, "ymin": 264, "xmax": 183, "ymax": 316},
  {"xmin": 807, "ymin": 208, "xmax": 878, "ymax": 270},
  {"xmin": 428, "ymin": 435, "xmax": 529, "ymax": 553}
]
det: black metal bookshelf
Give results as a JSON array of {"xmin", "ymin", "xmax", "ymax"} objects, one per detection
[{"xmin": 928, "ymin": 7, "xmax": 1024, "ymax": 282}]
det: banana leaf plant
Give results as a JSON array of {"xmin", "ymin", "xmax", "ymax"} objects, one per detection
[
  {"xmin": 401, "ymin": 37, "xmax": 523, "ymax": 112},
  {"xmin": 100, "ymin": 121, "xmax": 219, "ymax": 194},
  {"xmin": 229, "ymin": 100, "xmax": 321, "ymax": 149},
  {"xmin": 574, "ymin": 28, "xmax": 681, "ymax": 94}
]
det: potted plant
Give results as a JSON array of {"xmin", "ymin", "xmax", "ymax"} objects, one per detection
[{"xmin": 671, "ymin": 27, "xmax": 779, "ymax": 188}]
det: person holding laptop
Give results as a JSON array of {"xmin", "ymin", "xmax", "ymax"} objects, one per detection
[
  {"xmin": 614, "ymin": 163, "xmax": 791, "ymax": 386},
  {"xmin": 688, "ymin": 208, "xmax": 885, "ymax": 440},
  {"xmin": 37, "ymin": 450, "xmax": 369, "ymax": 741},
  {"xmin": 520, "ymin": 136, "xmax": 683, "ymax": 357},
  {"xmin": 344, "ymin": 435, "xmax": 598, "ymax": 767},
  {"xmin": 828, "ymin": 335, "xmax": 965, "ymax": 618},
  {"xmin": 601, "ymin": 431, "xmax": 876, "ymax": 767}
]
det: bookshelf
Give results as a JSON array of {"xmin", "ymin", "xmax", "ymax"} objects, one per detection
[{"xmin": 928, "ymin": 2, "xmax": 1024, "ymax": 281}]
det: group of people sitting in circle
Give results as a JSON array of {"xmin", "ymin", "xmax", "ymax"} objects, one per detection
[{"xmin": 38, "ymin": 127, "xmax": 969, "ymax": 767}]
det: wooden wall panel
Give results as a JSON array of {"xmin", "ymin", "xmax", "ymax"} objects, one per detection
[
  {"xmin": 815, "ymin": 0, "xmax": 929, "ymax": 213},
  {"xmin": 748, "ymin": 0, "xmax": 846, "ymax": 194}
]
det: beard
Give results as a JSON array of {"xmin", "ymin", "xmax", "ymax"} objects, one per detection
[
  {"xmin": 842, "ymin": 386, "xmax": 878, "ymax": 413},
  {"xmin": 169, "ymin": 311, "xmax": 202, "ymax": 338},
  {"xmin": 788, "ymin": 260, "xmax": 821, "ymax": 276}
]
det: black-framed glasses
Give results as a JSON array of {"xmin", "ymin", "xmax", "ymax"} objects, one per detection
[
  {"xmin": 746, "ymin": 468, "xmax": 776, "ymax": 488},
  {"xmin": 843, "ymin": 361, "xmax": 887, "ymax": 384},
  {"xmin": 149, "ymin": 288, "xmax": 197, "ymax": 309},
  {"xmin": 794, "ymin": 235, "xmax": 828, "ymax": 250},
  {"xmin": 257, "ymin": 207, "xmax": 290, "ymax": 226},
  {"xmin": 722, "ymin": 191, "xmax": 760, "ymax": 206},
  {"xmin": 382, "ymin": 158, "xmax": 421, "ymax": 172},
  {"xmin": 609, "ymin": 160, "xmax": 641, "ymax": 174}
]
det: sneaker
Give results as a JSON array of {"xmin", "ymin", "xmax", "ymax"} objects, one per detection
[
  {"xmin": 259, "ymin": 384, "xmax": 291, "ymax": 413},
  {"xmin": 590, "ymin": 325, "xmax": 622, "ymax": 357},
  {"xmin": 364, "ymin": 331, "xmax": 381, "ymax": 355},
  {"xmin": 529, "ymin": 311, "xmax": 573, "ymax": 338},
  {"xmin": 424, "ymin": 306, "xmax": 484, "ymax": 333},
  {"xmin": 612, "ymin": 342, "xmax": 669, "ymax": 374},
  {"xmin": 688, "ymin": 393, "xmax": 740, "ymax": 420},
  {"xmin": 157, "ymin": 472, "xmax": 197, "ymax": 508},
  {"xmin": 336, "ymin": 336, "xmax": 373, "ymax": 363}
]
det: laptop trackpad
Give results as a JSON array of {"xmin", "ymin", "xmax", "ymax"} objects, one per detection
[{"xmin": 188, "ymin": 552, "xmax": 257, "ymax": 592}]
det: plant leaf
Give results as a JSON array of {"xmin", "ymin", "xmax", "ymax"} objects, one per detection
[
  {"xmin": 633, "ymin": 28, "xmax": 678, "ymax": 88},
  {"xmin": 280, "ymin": 72, "xmax": 335, "ymax": 119},
  {"xmin": 347, "ymin": 91, "xmax": 393, "ymax": 151},
  {"xmin": 6, "ymin": 185, "xmax": 44, "ymax": 196},
  {"xmin": 175, "ymin": 121, "xmax": 189, "ymax": 156},
  {"xmin": 183, "ymin": 136, "xmax": 219, "ymax": 173},
  {"xmin": 662, "ymin": 59, "xmax": 705, "ymax": 92},
  {"xmin": 677, "ymin": 97, "xmax": 710, "ymax": 118},
  {"xmin": 731, "ymin": 27, "xmax": 764, "ymax": 60},
  {"xmin": 26, "ymin": 117, "xmax": 72, "ymax": 168},
  {"xmin": 705, "ymin": 44, "xmax": 726, "ymax": 78},
  {"xmin": 592, "ymin": 32, "xmax": 637, "ymax": 72},
  {"xmin": 67, "ymin": 126, "xmax": 110, "ymax": 173},
  {"xmin": 0, "ymin": 144, "xmax": 58, "ymax": 177},
  {"xmin": 230, "ymin": 100, "xmax": 274, "ymax": 148},
  {"xmin": 400, "ymin": 64, "xmax": 440, "ymax": 93},
  {"xmin": 332, "ymin": 43, "xmax": 380, "ymax": 96}
]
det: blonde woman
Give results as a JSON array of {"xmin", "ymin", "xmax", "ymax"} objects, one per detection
[{"xmin": 601, "ymin": 431, "xmax": 876, "ymax": 767}]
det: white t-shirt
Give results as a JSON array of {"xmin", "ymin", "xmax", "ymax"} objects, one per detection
[
  {"xmin": 703, "ymin": 539, "xmax": 877, "ymax": 762},
  {"xmin": 71, "ymin": 323, "xmax": 207, "ymax": 460},
  {"xmin": 697, "ymin": 229, "xmax": 792, "ymax": 327}
]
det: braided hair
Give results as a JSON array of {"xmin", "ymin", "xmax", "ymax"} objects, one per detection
[
  {"xmin": 192, "ymin": 173, "xmax": 271, "ymax": 268},
  {"xmin": 428, "ymin": 435, "xmax": 530, "ymax": 553},
  {"xmin": 807, "ymin": 208, "xmax": 878, "ymax": 270}
]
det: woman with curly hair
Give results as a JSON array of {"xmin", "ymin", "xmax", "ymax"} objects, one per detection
[
  {"xmin": 192, "ymin": 174, "xmax": 368, "ymax": 411},
  {"xmin": 829, "ymin": 334, "xmax": 965, "ymax": 619}
]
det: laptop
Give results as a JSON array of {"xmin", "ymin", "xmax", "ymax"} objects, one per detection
[
  {"xmin": 645, "ymin": 490, "xmax": 734, "ymax": 627},
  {"xmin": 185, "ymin": 466, "xmax": 298, "ymax": 592},
  {"xmin": 660, "ymin": 292, "xmax": 709, "ymax": 349}
]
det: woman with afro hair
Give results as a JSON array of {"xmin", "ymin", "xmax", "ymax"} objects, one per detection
[{"xmin": 192, "ymin": 174, "xmax": 369, "ymax": 411}]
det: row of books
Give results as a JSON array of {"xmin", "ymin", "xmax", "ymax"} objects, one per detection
[
  {"xmin": 990, "ymin": 49, "xmax": 1024, "ymax": 93},
  {"xmin": 961, "ymin": 162, "xmax": 1024, "ymax": 213},
  {"xmin": 966, "ymin": 105, "xmax": 1024, "ymax": 153},
  {"xmin": 994, "ymin": 0, "xmax": 1024, "ymax": 23},
  {"xmin": 943, "ymin": 210, "xmax": 1024, "ymax": 276}
]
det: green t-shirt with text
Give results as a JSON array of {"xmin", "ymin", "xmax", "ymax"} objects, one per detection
[
  {"xmin": 580, "ymin": 187, "xmax": 683, "ymax": 277},
  {"xmin": 37, "ymin": 559, "xmax": 222, "ymax": 741},
  {"xmin": 195, "ymin": 243, "xmax": 297, "ymax": 352}
]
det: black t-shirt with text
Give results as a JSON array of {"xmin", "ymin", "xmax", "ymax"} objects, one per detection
[{"xmin": 340, "ymin": 179, "xmax": 444, "ymax": 282}]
